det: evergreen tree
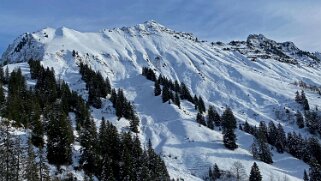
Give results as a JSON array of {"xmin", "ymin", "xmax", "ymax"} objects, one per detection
[
  {"xmin": 303, "ymin": 169, "xmax": 309, "ymax": 181},
  {"xmin": 31, "ymin": 116, "xmax": 44, "ymax": 148},
  {"xmin": 207, "ymin": 106, "xmax": 220, "ymax": 129},
  {"xmin": 173, "ymin": 92, "xmax": 181, "ymax": 108},
  {"xmin": 0, "ymin": 66, "xmax": 4, "ymax": 83},
  {"xmin": 213, "ymin": 163, "xmax": 221, "ymax": 180},
  {"xmin": 295, "ymin": 90, "xmax": 301, "ymax": 103},
  {"xmin": 130, "ymin": 116, "xmax": 140, "ymax": 133},
  {"xmin": 146, "ymin": 139, "xmax": 170, "ymax": 180},
  {"xmin": 223, "ymin": 128, "xmax": 238, "ymax": 150},
  {"xmin": 80, "ymin": 118, "xmax": 98, "ymax": 175},
  {"xmin": 154, "ymin": 81, "xmax": 162, "ymax": 96},
  {"xmin": 309, "ymin": 162, "xmax": 321, "ymax": 181},
  {"xmin": 251, "ymin": 139, "xmax": 259, "ymax": 160},
  {"xmin": 258, "ymin": 122, "xmax": 268, "ymax": 142},
  {"xmin": 302, "ymin": 98, "xmax": 310, "ymax": 111},
  {"xmin": 275, "ymin": 123, "xmax": 286, "ymax": 153},
  {"xmin": 243, "ymin": 121, "xmax": 251, "ymax": 134},
  {"xmin": 194, "ymin": 95, "xmax": 199, "ymax": 110},
  {"xmin": 196, "ymin": 112, "xmax": 206, "ymax": 126},
  {"xmin": 208, "ymin": 167, "xmax": 213, "ymax": 180},
  {"xmin": 221, "ymin": 107, "xmax": 238, "ymax": 150},
  {"xmin": 306, "ymin": 137, "xmax": 321, "ymax": 166},
  {"xmin": 0, "ymin": 121, "xmax": 23, "ymax": 180},
  {"xmin": 4, "ymin": 66, "xmax": 9, "ymax": 84},
  {"xmin": 5, "ymin": 68, "xmax": 28, "ymax": 126},
  {"xmin": 119, "ymin": 132, "xmax": 134, "ymax": 180},
  {"xmin": 180, "ymin": 83, "xmax": 193, "ymax": 102},
  {"xmin": 253, "ymin": 126, "xmax": 273, "ymax": 164},
  {"xmin": 296, "ymin": 111, "xmax": 304, "ymax": 128},
  {"xmin": 305, "ymin": 111, "xmax": 319, "ymax": 134},
  {"xmin": 37, "ymin": 147, "xmax": 51, "ymax": 181},
  {"xmin": 99, "ymin": 121, "xmax": 121, "ymax": 179},
  {"xmin": 249, "ymin": 162, "xmax": 262, "ymax": 181},
  {"xmin": 100, "ymin": 157, "xmax": 115, "ymax": 181},
  {"xmin": 198, "ymin": 96, "xmax": 206, "ymax": 113},
  {"xmin": 174, "ymin": 80, "xmax": 180, "ymax": 92},
  {"xmin": 24, "ymin": 140, "xmax": 39, "ymax": 181},
  {"xmin": 267, "ymin": 121, "xmax": 277, "ymax": 146},
  {"xmin": 46, "ymin": 103, "xmax": 74, "ymax": 167},
  {"xmin": 301, "ymin": 90, "xmax": 310, "ymax": 110},
  {"xmin": 0, "ymin": 82, "xmax": 5, "ymax": 106},
  {"xmin": 105, "ymin": 77, "xmax": 111, "ymax": 95},
  {"xmin": 295, "ymin": 90, "xmax": 310, "ymax": 110},
  {"xmin": 221, "ymin": 107, "xmax": 237, "ymax": 131},
  {"xmin": 162, "ymin": 86, "xmax": 171, "ymax": 103}
]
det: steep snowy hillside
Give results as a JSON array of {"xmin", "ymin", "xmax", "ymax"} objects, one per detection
[{"xmin": 2, "ymin": 20, "xmax": 321, "ymax": 180}]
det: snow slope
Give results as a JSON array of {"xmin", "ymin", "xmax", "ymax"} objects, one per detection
[{"xmin": 2, "ymin": 20, "xmax": 321, "ymax": 180}]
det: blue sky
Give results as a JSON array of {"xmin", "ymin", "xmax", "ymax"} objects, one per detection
[{"xmin": 1, "ymin": 0, "xmax": 321, "ymax": 54}]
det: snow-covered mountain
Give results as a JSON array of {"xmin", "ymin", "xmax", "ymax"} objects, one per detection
[{"xmin": 2, "ymin": 20, "xmax": 321, "ymax": 180}]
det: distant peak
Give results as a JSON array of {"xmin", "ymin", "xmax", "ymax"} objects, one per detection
[
  {"xmin": 143, "ymin": 20, "xmax": 164, "ymax": 27},
  {"xmin": 54, "ymin": 26, "xmax": 79, "ymax": 36},
  {"xmin": 137, "ymin": 20, "xmax": 167, "ymax": 31},
  {"xmin": 56, "ymin": 26, "xmax": 71, "ymax": 31},
  {"xmin": 247, "ymin": 34, "xmax": 268, "ymax": 42}
]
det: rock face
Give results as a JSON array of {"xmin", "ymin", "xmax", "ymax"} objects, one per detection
[{"xmin": 227, "ymin": 34, "xmax": 320, "ymax": 65}]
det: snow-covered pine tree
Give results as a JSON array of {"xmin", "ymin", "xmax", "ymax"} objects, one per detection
[
  {"xmin": 221, "ymin": 107, "xmax": 238, "ymax": 150},
  {"xmin": 275, "ymin": 123, "xmax": 286, "ymax": 153},
  {"xmin": 249, "ymin": 162, "xmax": 262, "ymax": 181}
]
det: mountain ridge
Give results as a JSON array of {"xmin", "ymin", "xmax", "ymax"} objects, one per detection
[{"xmin": 2, "ymin": 20, "xmax": 320, "ymax": 67}]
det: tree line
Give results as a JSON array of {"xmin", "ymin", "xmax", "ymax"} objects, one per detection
[{"xmin": 241, "ymin": 120, "xmax": 321, "ymax": 180}]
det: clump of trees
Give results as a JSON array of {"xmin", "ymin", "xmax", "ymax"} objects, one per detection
[
  {"xmin": 79, "ymin": 62, "xmax": 111, "ymax": 108},
  {"xmin": 295, "ymin": 90, "xmax": 310, "ymax": 110},
  {"xmin": 0, "ymin": 61, "xmax": 169, "ymax": 179},
  {"xmin": 241, "ymin": 120, "xmax": 321, "ymax": 167},
  {"xmin": 110, "ymin": 88, "xmax": 139, "ymax": 133},
  {"xmin": 142, "ymin": 67, "xmax": 203, "ymax": 110},
  {"xmin": 80, "ymin": 63, "xmax": 139, "ymax": 133},
  {"xmin": 0, "ymin": 120, "xmax": 51, "ymax": 180},
  {"xmin": 79, "ymin": 119, "xmax": 170, "ymax": 180},
  {"xmin": 251, "ymin": 122, "xmax": 273, "ymax": 164}
]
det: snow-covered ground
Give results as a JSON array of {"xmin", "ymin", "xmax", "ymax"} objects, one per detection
[{"xmin": 2, "ymin": 20, "xmax": 320, "ymax": 180}]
